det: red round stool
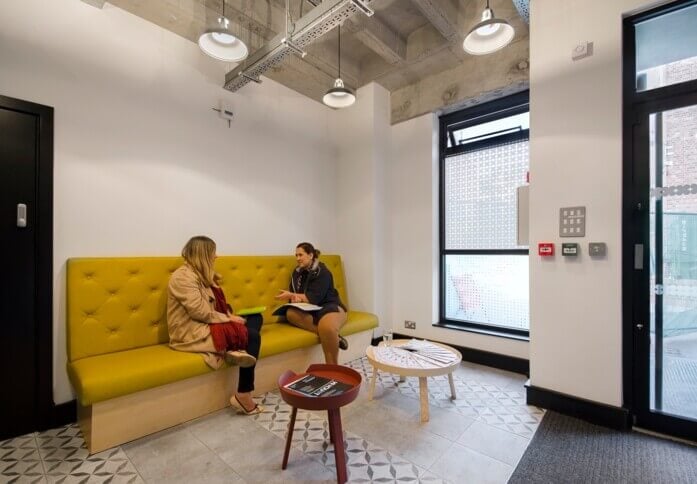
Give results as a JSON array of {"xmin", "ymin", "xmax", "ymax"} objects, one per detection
[{"xmin": 278, "ymin": 364, "xmax": 362, "ymax": 484}]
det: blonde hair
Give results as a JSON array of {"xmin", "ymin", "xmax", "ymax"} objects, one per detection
[{"xmin": 182, "ymin": 236, "xmax": 217, "ymax": 287}]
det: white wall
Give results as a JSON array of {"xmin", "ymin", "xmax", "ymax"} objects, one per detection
[
  {"xmin": 529, "ymin": 0, "xmax": 661, "ymax": 406},
  {"xmin": 333, "ymin": 83, "xmax": 390, "ymax": 324},
  {"xmin": 387, "ymin": 113, "xmax": 530, "ymax": 359},
  {"xmin": 0, "ymin": 0, "xmax": 339, "ymax": 404}
]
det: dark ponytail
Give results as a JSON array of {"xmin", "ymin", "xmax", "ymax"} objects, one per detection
[{"xmin": 297, "ymin": 242, "xmax": 320, "ymax": 260}]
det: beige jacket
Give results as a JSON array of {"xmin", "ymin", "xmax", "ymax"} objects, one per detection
[{"xmin": 167, "ymin": 264, "xmax": 230, "ymax": 369}]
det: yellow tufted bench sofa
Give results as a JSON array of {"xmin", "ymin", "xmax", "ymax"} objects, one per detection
[{"xmin": 67, "ymin": 255, "xmax": 377, "ymax": 453}]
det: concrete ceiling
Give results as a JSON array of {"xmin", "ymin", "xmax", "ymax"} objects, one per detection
[{"xmin": 94, "ymin": 0, "xmax": 529, "ymax": 123}]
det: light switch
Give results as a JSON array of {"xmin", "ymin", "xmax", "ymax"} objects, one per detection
[
  {"xmin": 562, "ymin": 243, "xmax": 579, "ymax": 256},
  {"xmin": 589, "ymin": 242, "xmax": 607, "ymax": 257}
]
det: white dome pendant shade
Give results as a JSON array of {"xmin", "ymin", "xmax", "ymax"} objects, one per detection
[
  {"xmin": 323, "ymin": 78, "xmax": 356, "ymax": 108},
  {"xmin": 198, "ymin": 3, "xmax": 248, "ymax": 62},
  {"xmin": 323, "ymin": 25, "xmax": 355, "ymax": 109},
  {"xmin": 463, "ymin": 0, "xmax": 515, "ymax": 55}
]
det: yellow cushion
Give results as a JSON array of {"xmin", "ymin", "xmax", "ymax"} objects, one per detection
[
  {"xmin": 66, "ymin": 254, "xmax": 378, "ymax": 405},
  {"xmin": 259, "ymin": 311, "xmax": 378, "ymax": 358},
  {"xmin": 343, "ymin": 311, "xmax": 380, "ymax": 335},
  {"xmin": 67, "ymin": 344, "xmax": 212, "ymax": 406},
  {"xmin": 67, "ymin": 255, "xmax": 350, "ymax": 362},
  {"xmin": 70, "ymin": 312, "xmax": 379, "ymax": 406}
]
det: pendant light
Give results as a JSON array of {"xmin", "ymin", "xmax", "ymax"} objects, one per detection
[
  {"xmin": 323, "ymin": 25, "xmax": 355, "ymax": 109},
  {"xmin": 463, "ymin": 0, "xmax": 515, "ymax": 56},
  {"xmin": 198, "ymin": 1, "xmax": 249, "ymax": 62}
]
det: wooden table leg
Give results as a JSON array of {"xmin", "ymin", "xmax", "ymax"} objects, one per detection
[
  {"xmin": 368, "ymin": 366, "xmax": 377, "ymax": 400},
  {"xmin": 328, "ymin": 411, "xmax": 335, "ymax": 444},
  {"xmin": 328, "ymin": 409, "xmax": 347, "ymax": 484},
  {"xmin": 418, "ymin": 377, "xmax": 429, "ymax": 422},
  {"xmin": 399, "ymin": 375, "xmax": 406, "ymax": 383},
  {"xmin": 448, "ymin": 372, "xmax": 457, "ymax": 400},
  {"xmin": 282, "ymin": 406, "xmax": 298, "ymax": 470}
]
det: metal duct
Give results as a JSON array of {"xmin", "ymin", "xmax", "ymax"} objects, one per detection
[{"xmin": 224, "ymin": 0, "xmax": 374, "ymax": 92}]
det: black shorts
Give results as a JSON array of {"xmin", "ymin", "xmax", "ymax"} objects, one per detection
[{"xmin": 312, "ymin": 304, "xmax": 346, "ymax": 325}]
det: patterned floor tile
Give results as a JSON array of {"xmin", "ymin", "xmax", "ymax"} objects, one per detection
[{"xmin": 4, "ymin": 355, "xmax": 535, "ymax": 483}]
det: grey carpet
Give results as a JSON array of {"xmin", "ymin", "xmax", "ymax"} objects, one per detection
[{"xmin": 509, "ymin": 411, "xmax": 697, "ymax": 484}]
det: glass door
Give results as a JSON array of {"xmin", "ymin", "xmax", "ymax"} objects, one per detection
[
  {"xmin": 626, "ymin": 0, "xmax": 697, "ymax": 442},
  {"xmin": 633, "ymin": 98, "xmax": 697, "ymax": 439}
]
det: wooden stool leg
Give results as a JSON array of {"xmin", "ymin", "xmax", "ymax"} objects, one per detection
[
  {"xmin": 328, "ymin": 412, "xmax": 335, "ymax": 444},
  {"xmin": 399, "ymin": 375, "xmax": 406, "ymax": 383},
  {"xmin": 328, "ymin": 409, "xmax": 347, "ymax": 484},
  {"xmin": 368, "ymin": 366, "xmax": 377, "ymax": 400},
  {"xmin": 418, "ymin": 377, "xmax": 429, "ymax": 422},
  {"xmin": 282, "ymin": 406, "xmax": 298, "ymax": 470},
  {"xmin": 448, "ymin": 372, "xmax": 457, "ymax": 400}
]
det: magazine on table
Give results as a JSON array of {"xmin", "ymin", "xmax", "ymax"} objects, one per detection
[
  {"xmin": 272, "ymin": 302, "xmax": 322, "ymax": 316},
  {"xmin": 284, "ymin": 374, "xmax": 352, "ymax": 397},
  {"xmin": 395, "ymin": 339, "xmax": 459, "ymax": 366}
]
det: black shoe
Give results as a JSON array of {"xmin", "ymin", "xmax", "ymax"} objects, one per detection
[{"xmin": 338, "ymin": 335, "xmax": 349, "ymax": 351}]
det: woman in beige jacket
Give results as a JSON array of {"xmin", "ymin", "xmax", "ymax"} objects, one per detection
[{"xmin": 167, "ymin": 236, "xmax": 263, "ymax": 415}]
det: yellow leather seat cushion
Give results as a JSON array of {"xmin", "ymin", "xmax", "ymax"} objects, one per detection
[
  {"xmin": 260, "ymin": 311, "xmax": 378, "ymax": 358},
  {"xmin": 70, "ymin": 311, "xmax": 378, "ymax": 406},
  {"xmin": 66, "ymin": 255, "xmax": 379, "ymax": 406},
  {"xmin": 68, "ymin": 344, "xmax": 211, "ymax": 407}
]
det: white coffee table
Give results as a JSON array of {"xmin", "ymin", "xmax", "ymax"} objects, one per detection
[{"xmin": 365, "ymin": 340, "xmax": 462, "ymax": 422}]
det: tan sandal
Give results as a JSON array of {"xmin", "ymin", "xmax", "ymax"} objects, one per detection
[
  {"xmin": 224, "ymin": 350, "xmax": 256, "ymax": 368},
  {"xmin": 230, "ymin": 395, "xmax": 264, "ymax": 415}
]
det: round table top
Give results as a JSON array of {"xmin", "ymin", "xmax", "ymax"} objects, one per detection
[
  {"xmin": 365, "ymin": 339, "xmax": 462, "ymax": 377},
  {"xmin": 278, "ymin": 363, "xmax": 362, "ymax": 411}
]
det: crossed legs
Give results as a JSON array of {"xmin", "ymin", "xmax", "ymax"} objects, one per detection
[{"xmin": 286, "ymin": 308, "xmax": 347, "ymax": 365}]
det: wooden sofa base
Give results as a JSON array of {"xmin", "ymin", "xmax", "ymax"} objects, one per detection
[{"xmin": 79, "ymin": 329, "xmax": 373, "ymax": 454}]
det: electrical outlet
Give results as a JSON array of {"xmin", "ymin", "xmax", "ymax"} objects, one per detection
[{"xmin": 404, "ymin": 320, "xmax": 416, "ymax": 330}]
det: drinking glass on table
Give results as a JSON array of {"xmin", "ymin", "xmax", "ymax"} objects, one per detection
[{"xmin": 382, "ymin": 330, "xmax": 393, "ymax": 346}]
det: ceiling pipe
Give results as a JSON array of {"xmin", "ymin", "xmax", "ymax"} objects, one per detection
[{"xmin": 224, "ymin": 0, "xmax": 374, "ymax": 93}]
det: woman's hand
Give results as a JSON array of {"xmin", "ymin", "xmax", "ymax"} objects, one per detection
[
  {"xmin": 275, "ymin": 290, "xmax": 293, "ymax": 301},
  {"xmin": 290, "ymin": 293, "xmax": 305, "ymax": 303},
  {"xmin": 230, "ymin": 315, "xmax": 246, "ymax": 325}
]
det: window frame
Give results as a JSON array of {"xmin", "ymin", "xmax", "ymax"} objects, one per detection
[{"xmin": 438, "ymin": 91, "xmax": 530, "ymax": 339}]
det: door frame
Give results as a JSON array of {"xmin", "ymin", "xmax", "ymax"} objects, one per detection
[
  {"xmin": 622, "ymin": 0, "xmax": 697, "ymax": 441},
  {"xmin": 0, "ymin": 94, "xmax": 60, "ymax": 431}
]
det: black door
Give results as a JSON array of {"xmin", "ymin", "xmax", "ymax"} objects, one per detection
[
  {"xmin": 0, "ymin": 96, "xmax": 53, "ymax": 440},
  {"xmin": 630, "ymin": 93, "xmax": 697, "ymax": 441}
]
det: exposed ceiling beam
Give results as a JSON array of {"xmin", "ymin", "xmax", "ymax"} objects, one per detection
[
  {"xmin": 348, "ymin": 14, "xmax": 406, "ymax": 64},
  {"xmin": 81, "ymin": 0, "xmax": 106, "ymax": 8},
  {"xmin": 390, "ymin": 36, "xmax": 529, "ymax": 124},
  {"xmin": 410, "ymin": 0, "xmax": 461, "ymax": 45}
]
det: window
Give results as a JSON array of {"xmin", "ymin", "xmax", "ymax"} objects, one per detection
[
  {"xmin": 635, "ymin": 1, "xmax": 697, "ymax": 92},
  {"xmin": 439, "ymin": 92, "xmax": 529, "ymax": 337}
]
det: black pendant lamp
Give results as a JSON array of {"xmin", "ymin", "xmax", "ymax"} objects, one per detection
[{"xmin": 323, "ymin": 25, "xmax": 355, "ymax": 108}]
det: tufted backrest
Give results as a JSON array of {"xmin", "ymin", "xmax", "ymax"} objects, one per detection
[{"xmin": 67, "ymin": 255, "xmax": 347, "ymax": 362}]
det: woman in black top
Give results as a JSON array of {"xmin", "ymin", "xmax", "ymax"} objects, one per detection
[{"xmin": 276, "ymin": 242, "xmax": 348, "ymax": 365}]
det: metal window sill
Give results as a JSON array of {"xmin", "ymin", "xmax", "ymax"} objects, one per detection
[{"xmin": 432, "ymin": 322, "xmax": 530, "ymax": 342}]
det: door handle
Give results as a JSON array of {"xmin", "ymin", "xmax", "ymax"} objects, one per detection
[
  {"xmin": 634, "ymin": 244, "xmax": 643, "ymax": 270},
  {"xmin": 17, "ymin": 203, "xmax": 27, "ymax": 228},
  {"xmin": 636, "ymin": 323, "xmax": 644, "ymax": 330}
]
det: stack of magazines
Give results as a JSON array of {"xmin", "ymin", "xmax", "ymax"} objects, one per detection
[
  {"xmin": 284, "ymin": 374, "xmax": 352, "ymax": 397},
  {"xmin": 400, "ymin": 339, "xmax": 459, "ymax": 366}
]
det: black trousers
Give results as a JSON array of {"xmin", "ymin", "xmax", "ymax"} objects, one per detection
[{"xmin": 238, "ymin": 314, "xmax": 262, "ymax": 393}]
